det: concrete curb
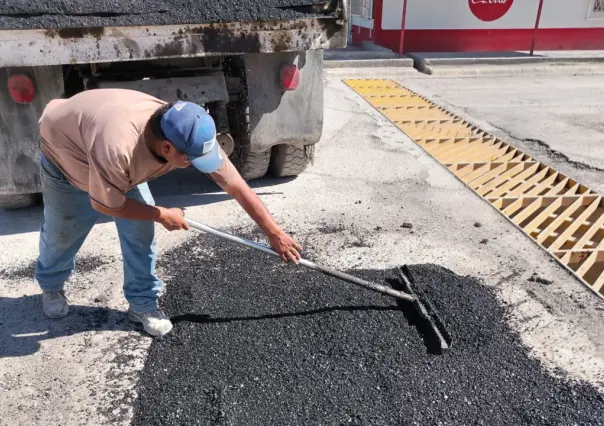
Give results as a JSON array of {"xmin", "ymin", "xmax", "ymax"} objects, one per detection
[
  {"xmin": 416, "ymin": 63, "xmax": 604, "ymax": 77},
  {"xmin": 324, "ymin": 58, "xmax": 414, "ymax": 69},
  {"xmin": 324, "ymin": 50, "xmax": 399, "ymax": 61},
  {"xmin": 407, "ymin": 52, "xmax": 604, "ymax": 75},
  {"xmin": 324, "ymin": 66, "xmax": 421, "ymax": 78},
  {"xmin": 361, "ymin": 41, "xmax": 395, "ymax": 53}
]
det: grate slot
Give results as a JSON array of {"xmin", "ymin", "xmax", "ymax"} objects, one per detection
[
  {"xmin": 382, "ymin": 106, "xmax": 457, "ymax": 121},
  {"xmin": 570, "ymin": 209, "xmax": 604, "ymax": 251},
  {"xmin": 420, "ymin": 137, "xmax": 489, "ymax": 157},
  {"xmin": 516, "ymin": 197, "xmax": 568, "ymax": 228},
  {"xmin": 495, "ymin": 148, "xmax": 531, "ymax": 163},
  {"xmin": 589, "ymin": 228, "xmax": 604, "ymax": 249},
  {"xmin": 420, "ymin": 137, "xmax": 469, "ymax": 154},
  {"xmin": 503, "ymin": 167, "xmax": 552, "ymax": 198},
  {"xmin": 547, "ymin": 197, "xmax": 603, "ymax": 251},
  {"xmin": 535, "ymin": 197, "xmax": 591, "ymax": 244},
  {"xmin": 396, "ymin": 120, "xmax": 475, "ymax": 139},
  {"xmin": 345, "ymin": 79, "xmax": 400, "ymax": 89},
  {"xmin": 524, "ymin": 171, "xmax": 562, "ymax": 197},
  {"xmin": 360, "ymin": 87, "xmax": 415, "ymax": 96},
  {"xmin": 452, "ymin": 140, "xmax": 505, "ymax": 164},
  {"xmin": 466, "ymin": 142, "xmax": 512, "ymax": 163},
  {"xmin": 469, "ymin": 163, "xmax": 516, "ymax": 190},
  {"xmin": 473, "ymin": 164, "xmax": 534, "ymax": 197},
  {"xmin": 371, "ymin": 96, "xmax": 432, "ymax": 107},
  {"xmin": 434, "ymin": 137, "xmax": 492, "ymax": 155},
  {"xmin": 483, "ymin": 163, "xmax": 542, "ymax": 198},
  {"xmin": 576, "ymin": 250, "xmax": 604, "ymax": 288}
]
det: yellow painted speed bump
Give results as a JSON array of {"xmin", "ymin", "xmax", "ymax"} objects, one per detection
[{"xmin": 345, "ymin": 78, "xmax": 604, "ymax": 298}]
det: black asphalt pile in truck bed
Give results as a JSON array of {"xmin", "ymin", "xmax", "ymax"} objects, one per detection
[
  {"xmin": 0, "ymin": 0, "xmax": 329, "ymax": 30},
  {"xmin": 132, "ymin": 232, "xmax": 604, "ymax": 426}
]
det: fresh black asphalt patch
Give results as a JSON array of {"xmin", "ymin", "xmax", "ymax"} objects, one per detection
[{"xmin": 132, "ymin": 232, "xmax": 604, "ymax": 426}]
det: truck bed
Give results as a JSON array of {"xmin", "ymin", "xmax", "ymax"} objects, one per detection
[
  {"xmin": 0, "ymin": 0, "xmax": 347, "ymax": 67},
  {"xmin": 0, "ymin": 0, "xmax": 327, "ymax": 30}
]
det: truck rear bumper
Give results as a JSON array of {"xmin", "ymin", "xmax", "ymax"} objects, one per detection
[{"xmin": 0, "ymin": 17, "xmax": 347, "ymax": 68}]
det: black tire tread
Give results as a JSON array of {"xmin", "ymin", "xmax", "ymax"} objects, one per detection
[
  {"xmin": 269, "ymin": 144, "xmax": 313, "ymax": 177},
  {"xmin": 234, "ymin": 146, "xmax": 271, "ymax": 180},
  {"xmin": 225, "ymin": 58, "xmax": 270, "ymax": 181}
]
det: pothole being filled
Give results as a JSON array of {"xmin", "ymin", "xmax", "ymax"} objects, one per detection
[{"xmin": 132, "ymin": 231, "xmax": 604, "ymax": 426}]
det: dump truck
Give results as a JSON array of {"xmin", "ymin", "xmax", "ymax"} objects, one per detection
[{"xmin": 0, "ymin": 0, "xmax": 348, "ymax": 209}]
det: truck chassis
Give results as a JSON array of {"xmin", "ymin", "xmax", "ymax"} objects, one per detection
[{"xmin": 0, "ymin": 1, "xmax": 348, "ymax": 208}]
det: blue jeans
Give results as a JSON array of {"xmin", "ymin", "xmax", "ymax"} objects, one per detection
[{"xmin": 35, "ymin": 154, "xmax": 162, "ymax": 313}]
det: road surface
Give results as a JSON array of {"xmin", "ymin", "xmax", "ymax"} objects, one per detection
[{"xmin": 1, "ymin": 67, "xmax": 603, "ymax": 425}]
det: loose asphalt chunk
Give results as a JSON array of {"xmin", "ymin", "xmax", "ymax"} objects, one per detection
[
  {"xmin": 0, "ymin": 0, "xmax": 327, "ymax": 30},
  {"xmin": 528, "ymin": 273, "xmax": 554, "ymax": 286},
  {"xmin": 132, "ymin": 232, "xmax": 604, "ymax": 426}
]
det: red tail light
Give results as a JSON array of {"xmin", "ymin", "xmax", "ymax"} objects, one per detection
[
  {"xmin": 8, "ymin": 74, "xmax": 36, "ymax": 104},
  {"xmin": 280, "ymin": 64, "xmax": 299, "ymax": 91}
]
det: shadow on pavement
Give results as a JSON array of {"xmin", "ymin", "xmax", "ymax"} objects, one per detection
[
  {"xmin": 0, "ymin": 169, "xmax": 293, "ymax": 236},
  {"xmin": 0, "ymin": 295, "xmax": 138, "ymax": 358},
  {"xmin": 171, "ymin": 305, "xmax": 399, "ymax": 325}
]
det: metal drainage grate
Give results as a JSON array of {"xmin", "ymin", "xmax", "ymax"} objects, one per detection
[{"xmin": 345, "ymin": 78, "xmax": 604, "ymax": 298}]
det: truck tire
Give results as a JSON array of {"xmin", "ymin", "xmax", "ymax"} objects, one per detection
[
  {"xmin": 227, "ymin": 101, "xmax": 270, "ymax": 180},
  {"xmin": 269, "ymin": 144, "xmax": 314, "ymax": 177},
  {"xmin": 233, "ymin": 148, "xmax": 271, "ymax": 180},
  {"xmin": 0, "ymin": 193, "xmax": 38, "ymax": 210},
  {"xmin": 224, "ymin": 56, "xmax": 271, "ymax": 180}
]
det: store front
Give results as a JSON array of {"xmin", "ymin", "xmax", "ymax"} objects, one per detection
[{"xmin": 350, "ymin": 0, "xmax": 604, "ymax": 53}]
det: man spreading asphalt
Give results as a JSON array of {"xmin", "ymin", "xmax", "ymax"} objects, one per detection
[{"xmin": 35, "ymin": 88, "xmax": 302, "ymax": 337}]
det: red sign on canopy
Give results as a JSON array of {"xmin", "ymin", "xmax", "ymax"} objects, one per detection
[{"xmin": 469, "ymin": 0, "xmax": 514, "ymax": 22}]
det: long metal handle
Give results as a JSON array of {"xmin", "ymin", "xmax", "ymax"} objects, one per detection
[{"xmin": 184, "ymin": 218, "xmax": 414, "ymax": 302}]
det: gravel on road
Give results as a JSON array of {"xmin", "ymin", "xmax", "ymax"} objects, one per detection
[
  {"xmin": 132, "ymin": 231, "xmax": 604, "ymax": 426},
  {"xmin": 0, "ymin": 0, "xmax": 328, "ymax": 30}
]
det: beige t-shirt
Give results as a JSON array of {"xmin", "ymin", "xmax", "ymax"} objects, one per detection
[{"xmin": 39, "ymin": 88, "xmax": 238, "ymax": 210}]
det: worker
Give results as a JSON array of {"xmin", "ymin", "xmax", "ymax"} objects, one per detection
[{"xmin": 35, "ymin": 88, "xmax": 302, "ymax": 337}]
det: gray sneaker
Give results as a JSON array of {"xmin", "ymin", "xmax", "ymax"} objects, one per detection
[
  {"xmin": 128, "ymin": 308, "xmax": 173, "ymax": 337},
  {"xmin": 42, "ymin": 290, "xmax": 69, "ymax": 318}
]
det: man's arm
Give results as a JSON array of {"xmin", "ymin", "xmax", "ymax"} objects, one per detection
[
  {"xmin": 88, "ymin": 150, "xmax": 189, "ymax": 231},
  {"xmin": 214, "ymin": 171, "xmax": 302, "ymax": 264},
  {"xmin": 92, "ymin": 199, "xmax": 190, "ymax": 231}
]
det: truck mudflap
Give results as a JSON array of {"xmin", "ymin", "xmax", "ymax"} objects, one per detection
[
  {"xmin": 0, "ymin": 16, "xmax": 347, "ymax": 68},
  {"xmin": 245, "ymin": 50, "xmax": 324, "ymax": 153}
]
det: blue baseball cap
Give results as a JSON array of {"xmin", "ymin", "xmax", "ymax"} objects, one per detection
[{"xmin": 160, "ymin": 101, "xmax": 224, "ymax": 173}]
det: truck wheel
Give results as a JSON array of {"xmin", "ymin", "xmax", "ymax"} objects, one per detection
[
  {"xmin": 225, "ymin": 56, "xmax": 271, "ymax": 180},
  {"xmin": 0, "ymin": 194, "xmax": 38, "ymax": 210},
  {"xmin": 232, "ymin": 146, "xmax": 271, "ymax": 180},
  {"xmin": 269, "ymin": 144, "xmax": 314, "ymax": 177},
  {"xmin": 227, "ymin": 102, "xmax": 270, "ymax": 180}
]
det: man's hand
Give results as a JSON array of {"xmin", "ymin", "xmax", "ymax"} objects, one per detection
[
  {"xmin": 158, "ymin": 207, "xmax": 190, "ymax": 231},
  {"xmin": 210, "ymin": 156, "xmax": 303, "ymax": 264},
  {"xmin": 268, "ymin": 231, "xmax": 302, "ymax": 264},
  {"xmin": 92, "ymin": 199, "xmax": 189, "ymax": 231}
]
